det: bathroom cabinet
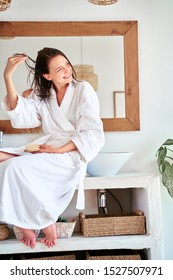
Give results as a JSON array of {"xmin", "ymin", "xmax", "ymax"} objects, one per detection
[{"xmin": 0, "ymin": 173, "xmax": 164, "ymax": 259}]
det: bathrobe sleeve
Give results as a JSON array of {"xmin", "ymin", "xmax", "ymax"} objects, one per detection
[
  {"xmin": 71, "ymin": 82, "xmax": 105, "ymax": 163},
  {"xmin": 1, "ymin": 93, "xmax": 42, "ymax": 128}
]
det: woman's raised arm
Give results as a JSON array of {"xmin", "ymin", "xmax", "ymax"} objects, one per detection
[{"xmin": 3, "ymin": 54, "xmax": 27, "ymax": 110}]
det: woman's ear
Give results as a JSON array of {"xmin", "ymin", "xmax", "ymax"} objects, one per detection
[{"xmin": 43, "ymin": 74, "xmax": 51, "ymax": 81}]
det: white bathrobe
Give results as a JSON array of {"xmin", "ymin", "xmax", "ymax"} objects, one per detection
[{"xmin": 0, "ymin": 80, "xmax": 105, "ymax": 229}]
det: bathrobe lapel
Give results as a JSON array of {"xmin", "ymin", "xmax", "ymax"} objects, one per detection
[
  {"xmin": 49, "ymin": 82, "xmax": 85, "ymax": 209},
  {"xmin": 49, "ymin": 82, "xmax": 75, "ymax": 131}
]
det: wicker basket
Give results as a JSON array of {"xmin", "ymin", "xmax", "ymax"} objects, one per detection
[
  {"xmin": 79, "ymin": 211, "xmax": 146, "ymax": 237},
  {"xmin": 86, "ymin": 250, "xmax": 141, "ymax": 260},
  {"xmin": 20, "ymin": 254, "xmax": 76, "ymax": 260},
  {"xmin": 31, "ymin": 255, "xmax": 76, "ymax": 260},
  {"xmin": 0, "ymin": 224, "xmax": 10, "ymax": 240},
  {"xmin": 56, "ymin": 220, "xmax": 76, "ymax": 238},
  {"xmin": 19, "ymin": 253, "xmax": 76, "ymax": 260}
]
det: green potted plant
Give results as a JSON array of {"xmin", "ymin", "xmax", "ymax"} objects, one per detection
[{"xmin": 156, "ymin": 139, "xmax": 173, "ymax": 197}]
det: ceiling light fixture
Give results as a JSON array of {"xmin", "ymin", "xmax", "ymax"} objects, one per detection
[
  {"xmin": 0, "ymin": 0, "xmax": 11, "ymax": 11},
  {"xmin": 88, "ymin": 0, "xmax": 118, "ymax": 5}
]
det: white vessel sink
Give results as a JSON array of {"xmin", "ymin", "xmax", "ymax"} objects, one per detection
[{"xmin": 87, "ymin": 152, "xmax": 133, "ymax": 177}]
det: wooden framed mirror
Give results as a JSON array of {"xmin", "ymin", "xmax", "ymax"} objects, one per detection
[{"xmin": 0, "ymin": 21, "xmax": 140, "ymax": 133}]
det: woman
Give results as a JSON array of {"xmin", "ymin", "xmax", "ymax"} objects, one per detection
[{"xmin": 0, "ymin": 48, "xmax": 105, "ymax": 249}]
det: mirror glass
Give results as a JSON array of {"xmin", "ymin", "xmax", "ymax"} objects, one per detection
[
  {"xmin": 0, "ymin": 21, "xmax": 139, "ymax": 132},
  {"xmin": 0, "ymin": 36, "xmax": 124, "ymax": 119}
]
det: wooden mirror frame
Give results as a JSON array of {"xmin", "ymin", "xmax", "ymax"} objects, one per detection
[{"xmin": 0, "ymin": 21, "xmax": 140, "ymax": 133}]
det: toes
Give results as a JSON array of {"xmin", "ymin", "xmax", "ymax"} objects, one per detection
[
  {"xmin": 40, "ymin": 237, "xmax": 56, "ymax": 248},
  {"xmin": 52, "ymin": 239, "xmax": 56, "ymax": 246},
  {"xmin": 40, "ymin": 237, "xmax": 46, "ymax": 243},
  {"xmin": 47, "ymin": 240, "xmax": 56, "ymax": 248},
  {"xmin": 20, "ymin": 237, "xmax": 36, "ymax": 248},
  {"xmin": 44, "ymin": 239, "xmax": 53, "ymax": 248}
]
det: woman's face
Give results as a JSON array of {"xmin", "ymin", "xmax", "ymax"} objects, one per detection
[{"xmin": 43, "ymin": 54, "xmax": 73, "ymax": 87}]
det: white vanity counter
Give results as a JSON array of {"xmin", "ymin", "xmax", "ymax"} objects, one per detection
[{"xmin": 0, "ymin": 173, "xmax": 164, "ymax": 260}]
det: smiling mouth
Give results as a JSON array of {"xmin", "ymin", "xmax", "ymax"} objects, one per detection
[{"xmin": 64, "ymin": 74, "xmax": 71, "ymax": 79}]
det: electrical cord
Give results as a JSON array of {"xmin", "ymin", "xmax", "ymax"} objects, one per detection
[{"xmin": 106, "ymin": 189, "xmax": 124, "ymax": 213}]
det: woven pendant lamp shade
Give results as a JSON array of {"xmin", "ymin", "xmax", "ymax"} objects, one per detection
[
  {"xmin": 88, "ymin": 0, "xmax": 117, "ymax": 5},
  {"xmin": 74, "ymin": 65, "xmax": 98, "ymax": 91},
  {"xmin": 0, "ymin": 0, "xmax": 11, "ymax": 11}
]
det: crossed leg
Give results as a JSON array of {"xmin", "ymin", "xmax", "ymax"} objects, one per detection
[
  {"xmin": 0, "ymin": 152, "xmax": 57, "ymax": 248},
  {"xmin": 40, "ymin": 223, "xmax": 57, "ymax": 248},
  {"xmin": 0, "ymin": 151, "xmax": 18, "ymax": 162},
  {"xmin": 0, "ymin": 152, "xmax": 36, "ymax": 249}
]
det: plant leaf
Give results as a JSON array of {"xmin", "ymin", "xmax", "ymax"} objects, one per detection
[
  {"xmin": 162, "ymin": 162, "xmax": 173, "ymax": 198},
  {"xmin": 156, "ymin": 146, "xmax": 167, "ymax": 168},
  {"xmin": 156, "ymin": 139, "xmax": 173, "ymax": 198},
  {"xmin": 162, "ymin": 139, "xmax": 173, "ymax": 146}
]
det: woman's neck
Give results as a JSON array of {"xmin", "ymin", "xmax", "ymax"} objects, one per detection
[{"xmin": 55, "ymin": 83, "xmax": 69, "ymax": 106}]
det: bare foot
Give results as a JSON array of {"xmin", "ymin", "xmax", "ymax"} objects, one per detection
[
  {"xmin": 19, "ymin": 228, "xmax": 36, "ymax": 249},
  {"xmin": 40, "ymin": 223, "xmax": 57, "ymax": 248}
]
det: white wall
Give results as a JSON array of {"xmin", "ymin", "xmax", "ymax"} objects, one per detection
[{"xmin": 1, "ymin": 0, "xmax": 173, "ymax": 259}]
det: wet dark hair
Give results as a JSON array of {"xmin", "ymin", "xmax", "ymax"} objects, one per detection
[{"xmin": 15, "ymin": 48, "xmax": 77, "ymax": 100}]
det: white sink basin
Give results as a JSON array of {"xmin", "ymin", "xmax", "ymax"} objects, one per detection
[{"xmin": 87, "ymin": 152, "xmax": 133, "ymax": 177}]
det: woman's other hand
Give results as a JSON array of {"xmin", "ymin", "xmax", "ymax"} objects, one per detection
[
  {"xmin": 22, "ymin": 88, "xmax": 33, "ymax": 98},
  {"xmin": 38, "ymin": 141, "xmax": 77, "ymax": 154},
  {"xmin": 38, "ymin": 145, "xmax": 62, "ymax": 154}
]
